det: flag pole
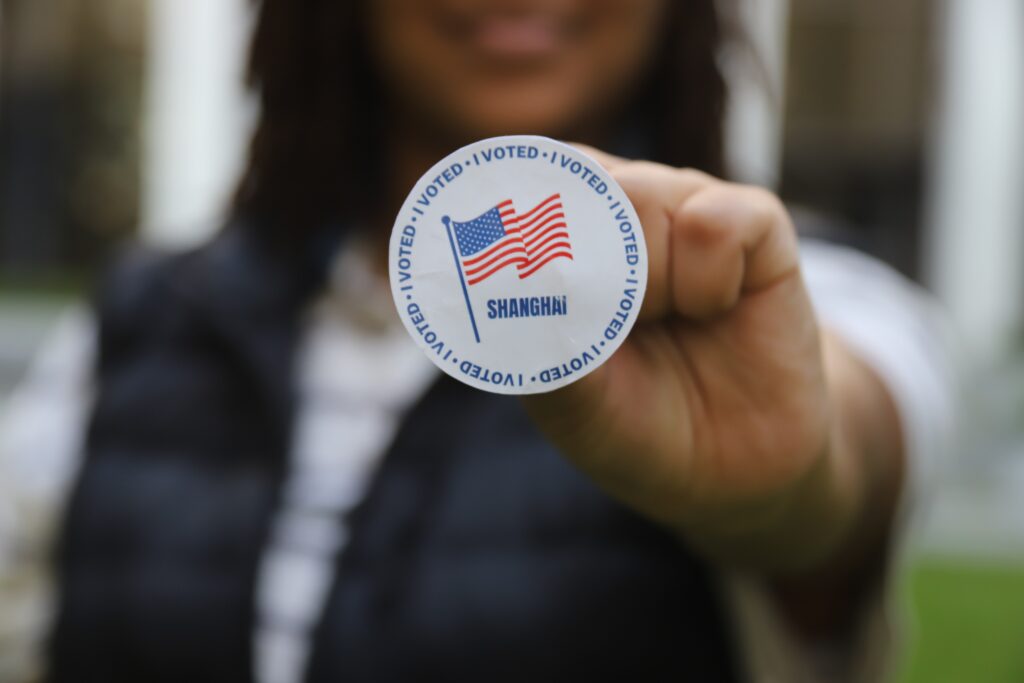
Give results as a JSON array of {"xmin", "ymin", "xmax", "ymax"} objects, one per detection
[{"xmin": 443, "ymin": 216, "xmax": 481, "ymax": 344}]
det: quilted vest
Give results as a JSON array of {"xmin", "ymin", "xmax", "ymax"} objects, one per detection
[{"xmin": 49, "ymin": 226, "xmax": 738, "ymax": 682}]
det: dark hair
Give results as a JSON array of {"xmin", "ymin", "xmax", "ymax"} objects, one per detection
[{"xmin": 234, "ymin": 1, "xmax": 726, "ymax": 240}]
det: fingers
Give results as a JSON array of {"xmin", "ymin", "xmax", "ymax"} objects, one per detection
[
  {"xmin": 568, "ymin": 143, "xmax": 629, "ymax": 170},
  {"xmin": 608, "ymin": 164, "xmax": 713, "ymax": 320},
  {"xmin": 668, "ymin": 184, "xmax": 799, "ymax": 320},
  {"xmin": 575, "ymin": 149, "xmax": 799, "ymax": 322}
]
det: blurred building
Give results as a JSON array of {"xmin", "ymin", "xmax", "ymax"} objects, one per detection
[
  {"xmin": 783, "ymin": 0, "xmax": 932, "ymax": 279},
  {"xmin": 0, "ymin": 0, "xmax": 146, "ymax": 277},
  {"xmin": 0, "ymin": 0, "xmax": 1021, "ymax": 368}
]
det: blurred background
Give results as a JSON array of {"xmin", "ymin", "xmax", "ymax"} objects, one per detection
[{"xmin": 1, "ymin": 0, "xmax": 1022, "ymax": 681}]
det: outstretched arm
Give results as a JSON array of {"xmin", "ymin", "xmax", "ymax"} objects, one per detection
[{"xmin": 522, "ymin": 148, "xmax": 905, "ymax": 591}]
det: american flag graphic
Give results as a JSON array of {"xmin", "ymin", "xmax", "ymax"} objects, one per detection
[
  {"xmin": 515, "ymin": 193, "xmax": 572, "ymax": 279},
  {"xmin": 447, "ymin": 194, "xmax": 572, "ymax": 285}
]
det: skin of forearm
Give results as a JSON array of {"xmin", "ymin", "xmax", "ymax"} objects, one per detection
[
  {"xmin": 767, "ymin": 331, "xmax": 906, "ymax": 636},
  {"xmin": 674, "ymin": 331, "xmax": 904, "ymax": 583}
]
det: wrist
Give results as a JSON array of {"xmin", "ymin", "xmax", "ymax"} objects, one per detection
[{"xmin": 674, "ymin": 419, "xmax": 863, "ymax": 574}]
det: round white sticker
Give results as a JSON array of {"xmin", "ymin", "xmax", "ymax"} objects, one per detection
[{"xmin": 388, "ymin": 135, "xmax": 647, "ymax": 394}]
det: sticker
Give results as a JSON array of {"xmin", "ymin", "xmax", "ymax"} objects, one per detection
[{"xmin": 388, "ymin": 135, "xmax": 647, "ymax": 394}]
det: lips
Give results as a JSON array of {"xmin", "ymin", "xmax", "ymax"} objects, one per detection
[
  {"xmin": 437, "ymin": 6, "xmax": 582, "ymax": 62},
  {"xmin": 471, "ymin": 14, "xmax": 565, "ymax": 59}
]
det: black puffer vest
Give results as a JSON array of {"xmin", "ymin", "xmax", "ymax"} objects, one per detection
[{"xmin": 50, "ymin": 227, "xmax": 739, "ymax": 682}]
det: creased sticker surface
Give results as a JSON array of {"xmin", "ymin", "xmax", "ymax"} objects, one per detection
[{"xmin": 388, "ymin": 135, "xmax": 647, "ymax": 394}]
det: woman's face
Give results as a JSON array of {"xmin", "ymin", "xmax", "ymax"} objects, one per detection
[{"xmin": 368, "ymin": 0, "xmax": 669, "ymax": 143}]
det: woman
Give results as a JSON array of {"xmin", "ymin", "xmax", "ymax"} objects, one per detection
[{"xmin": 0, "ymin": 1, "xmax": 951, "ymax": 681}]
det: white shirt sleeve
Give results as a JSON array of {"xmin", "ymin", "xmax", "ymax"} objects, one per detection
[
  {"xmin": 0, "ymin": 307, "xmax": 97, "ymax": 683},
  {"xmin": 799, "ymin": 239, "xmax": 958, "ymax": 510},
  {"xmin": 724, "ymin": 239, "xmax": 959, "ymax": 683}
]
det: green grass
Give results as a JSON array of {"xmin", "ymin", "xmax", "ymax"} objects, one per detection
[
  {"xmin": 0, "ymin": 268, "xmax": 89, "ymax": 302},
  {"xmin": 898, "ymin": 556, "xmax": 1024, "ymax": 683}
]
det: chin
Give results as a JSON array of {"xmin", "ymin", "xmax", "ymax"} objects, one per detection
[
  {"xmin": 442, "ymin": 89, "xmax": 588, "ymax": 141},
  {"xmin": 458, "ymin": 111, "xmax": 571, "ymax": 139}
]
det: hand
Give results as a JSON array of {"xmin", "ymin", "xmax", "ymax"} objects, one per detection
[{"xmin": 522, "ymin": 148, "xmax": 891, "ymax": 575}]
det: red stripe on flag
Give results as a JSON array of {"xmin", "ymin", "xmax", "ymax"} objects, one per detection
[
  {"xmin": 518, "ymin": 205, "xmax": 562, "ymax": 233},
  {"xmin": 525, "ymin": 238, "xmax": 572, "ymax": 263},
  {"xmin": 523, "ymin": 222, "xmax": 568, "ymax": 249},
  {"xmin": 463, "ymin": 244, "xmax": 528, "ymax": 277},
  {"xmin": 461, "ymin": 234, "xmax": 523, "ymax": 267},
  {"xmin": 525, "ymin": 231, "xmax": 570, "ymax": 257},
  {"xmin": 467, "ymin": 253, "xmax": 528, "ymax": 284},
  {"xmin": 516, "ymin": 193, "xmax": 560, "ymax": 223},
  {"xmin": 518, "ymin": 249, "xmax": 573, "ymax": 279}
]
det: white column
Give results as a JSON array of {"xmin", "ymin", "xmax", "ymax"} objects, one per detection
[
  {"xmin": 925, "ymin": 0, "xmax": 1024, "ymax": 366},
  {"xmin": 722, "ymin": 0, "xmax": 791, "ymax": 188},
  {"xmin": 141, "ymin": 0, "xmax": 255, "ymax": 248}
]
